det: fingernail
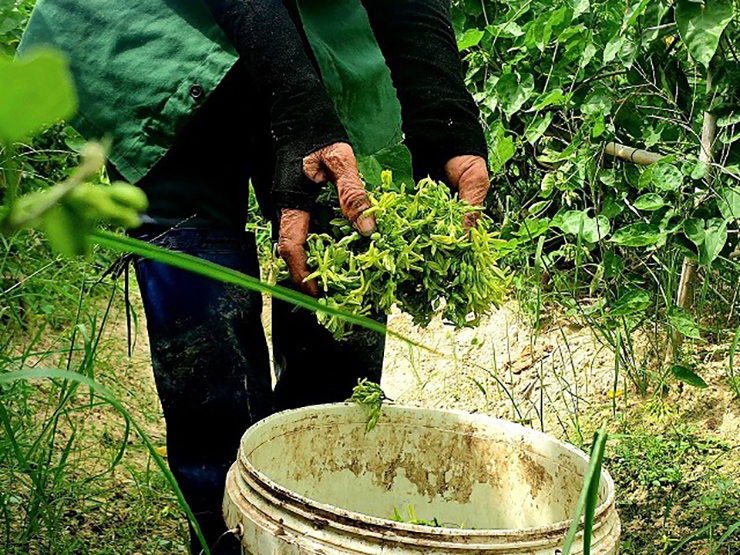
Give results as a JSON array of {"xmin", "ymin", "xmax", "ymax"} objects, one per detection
[{"xmin": 355, "ymin": 213, "xmax": 376, "ymax": 236}]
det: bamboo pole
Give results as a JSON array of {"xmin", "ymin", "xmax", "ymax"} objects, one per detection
[
  {"xmin": 668, "ymin": 71, "xmax": 716, "ymax": 360},
  {"xmin": 605, "ymin": 142, "xmax": 666, "ymax": 166}
]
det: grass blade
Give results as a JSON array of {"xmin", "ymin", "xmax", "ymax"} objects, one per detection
[
  {"xmin": 710, "ymin": 520, "xmax": 740, "ymax": 554},
  {"xmin": 0, "ymin": 368, "xmax": 213, "ymax": 555},
  {"xmin": 561, "ymin": 426, "xmax": 608, "ymax": 555}
]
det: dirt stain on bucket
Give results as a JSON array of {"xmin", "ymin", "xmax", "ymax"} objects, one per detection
[{"xmin": 517, "ymin": 450, "xmax": 552, "ymax": 498}]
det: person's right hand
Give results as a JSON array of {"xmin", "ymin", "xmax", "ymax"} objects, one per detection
[{"xmin": 278, "ymin": 142, "xmax": 376, "ymax": 297}]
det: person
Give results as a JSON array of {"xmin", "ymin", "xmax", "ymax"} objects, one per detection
[{"xmin": 20, "ymin": 1, "xmax": 490, "ymax": 553}]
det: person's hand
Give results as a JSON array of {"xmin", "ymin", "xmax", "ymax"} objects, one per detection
[
  {"xmin": 445, "ymin": 155, "xmax": 490, "ymax": 229},
  {"xmin": 278, "ymin": 142, "xmax": 376, "ymax": 296}
]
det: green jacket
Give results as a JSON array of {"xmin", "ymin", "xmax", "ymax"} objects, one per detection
[{"xmin": 19, "ymin": 0, "xmax": 402, "ymax": 184}]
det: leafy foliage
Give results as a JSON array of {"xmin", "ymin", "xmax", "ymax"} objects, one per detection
[
  {"xmin": 348, "ymin": 379, "xmax": 388, "ymax": 432},
  {"xmin": 453, "ymin": 0, "xmax": 740, "ymax": 388},
  {"xmin": 275, "ymin": 171, "xmax": 510, "ymax": 339}
]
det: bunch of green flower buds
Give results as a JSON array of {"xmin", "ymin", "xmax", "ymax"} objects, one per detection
[{"xmin": 276, "ymin": 171, "xmax": 510, "ymax": 339}]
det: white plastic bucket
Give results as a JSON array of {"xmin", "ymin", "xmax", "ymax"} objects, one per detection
[{"xmin": 223, "ymin": 404, "xmax": 620, "ymax": 554}]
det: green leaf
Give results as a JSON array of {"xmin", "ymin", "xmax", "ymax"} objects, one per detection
[
  {"xmin": 491, "ymin": 21, "xmax": 525, "ymax": 37},
  {"xmin": 610, "ymin": 288, "xmax": 651, "ymax": 316},
  {"xmin": 490, "ymin": 125, "xmax": 515, "ymax": 173},
  {"xmin": 358, "ymin": 144, "xmax": 413, "ymax": 189},
  {"xmin": 0, "ymin": 50, "xmax": 77, "ymax": 144},
  {"xmin": 720, "ymin": 128, "xmax": 740, "ymax": 145},
  {"xmin": 603, "ymin": 36, "xmax": 624, "ymax": 63},
  {"xmin": 622, "ymin": 0, "xmax": 651, "ymax": 30},
  {"xmin": 634, "ymin": 193, "xmax": 665, "ymax": 211},
  {"xmin": 668, "ymin": 306, "xmax": 701, "ymax": 339},
  {"xmin": 592, "ymin": 114, "xmax": 606, "ymax": 138},
  {"xmin": 553, "ymin": 210, "xmax": 610, "ymax": 242},
  {"xmin": 529, "ymin": 89, "xmax": 565, "ymax": 111},
  {"xmin": 569, "ymin": 0, "xmax": 590, "ymax": 17},
  {"xmin": 602, "ymin": 195, "xmax": 624, "ymax": 219},
  {"xmin": 561, "ymin": 427, "xmax": 608, "ymax": 555},
  {"xmin": 675, "ymin": 0, "xmax": 734, "ymax": 68},
  {"xmin": 718, "ymin": 187, "xmax": 740, "ymax": 221},
  {"xmin": 610, "ymin": 223, "xmax": 663, "ymax": 246},
  {"xmin": 495, "ymin": 73, "xmax": 534, "ymax": 118},
  {"xmin": 638, "ymin": 162, "xmax": 683, "ymax": 191},
  {"xmin": 670, "ymin": 364, "xmax": 708, "ymax": 388},
  {"xmin": 604, "ymin": 251, "xmax": 624, "ymax": 278},
  {"xmin": 525, "ymin": 113, "xmax": 554, "ymax": 144},
  {"xmin": 457, "ymin": 28, "xmax": 485, "ymax": 50},
  {"xmin": 581, "ymin": 89, "xmax": 612, "ymax": 116},
  {"xmin": 579, "ymin": 42, "xmax": 598, "ymax": 69},
  {"xmin": 512, "ymin": 217, "xmax": 550, "ymax": 240},
  {"xmin": 718, "ymin": 113, "xmax": 740, "ymax": 127},
  {"xmin": 685, "ymin": 160, "xmax": 708, "ymax": 180},
  {"xmin": 684, "ymin": 217, "xmax": 728, "ymax": 265},
  {"xmin": 42, "ymin": 204, "xmax": 89, "ymax": 256}
]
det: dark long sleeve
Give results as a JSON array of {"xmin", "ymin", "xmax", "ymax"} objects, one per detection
[
  {"xmin": 202, "ymin": 0, "xmax": 349, "ymax": 211},
  {"xmin": 361, "ymin": 0, "xmax": 488, "ymax": 183}
]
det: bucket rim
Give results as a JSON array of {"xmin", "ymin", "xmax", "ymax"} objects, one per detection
[{"xmin": 236, "ymin": 403, "xmax": 617, "ymax": 543}]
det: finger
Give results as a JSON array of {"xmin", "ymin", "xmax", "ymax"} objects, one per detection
[
  {"xmin": 302, "ymin": 155, "xmax": 329, "ymax": 184},
  {"xmin": 320, "ymin": 144, "xmax": 376, "ymax": 235},
  {"xmin": 446, "ymin": 155, "xmax": 490, "ymax": 229},
  {"xmin": 459, "ymin": 176, "xmax": 489, "ymax": 229},
  {"xmin": 335, "ymin": 172, "xmax": 376, "ymax": 236},
  {"xmin": 278, "ymin": 209, "xmax": 319, "ymax": 297},
  {"xmin": 458, "ymin": 174, "xmax": 489, "ymax": 207}
]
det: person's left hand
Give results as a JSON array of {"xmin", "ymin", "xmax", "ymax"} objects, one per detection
[{"xmin": 445, "ymin": 155, "xmax": 490, "ymax": 229}]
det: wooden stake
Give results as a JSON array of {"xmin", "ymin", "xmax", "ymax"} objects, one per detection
[{"xmin": 669, "ymin": 71, "xmax": 716, "ymax": 360}]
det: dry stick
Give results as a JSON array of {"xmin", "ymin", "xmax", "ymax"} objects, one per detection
[{"xmin": 669, "ymin": 70, "xmax": 717, "ymax": 361}]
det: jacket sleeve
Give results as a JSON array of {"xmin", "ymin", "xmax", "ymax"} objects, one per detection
[
  {"xmin": 361, "ymin": 0, "xmax": 488, "ymax": 183},
  {"xmin": 202, "ymin": 0, "xmax": 349, "ymax": 211}
]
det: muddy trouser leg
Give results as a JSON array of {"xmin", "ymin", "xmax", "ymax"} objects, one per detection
[
  {"xmin": 271, "ymin": 282, "xmax": 387, "ymax": 411},
  {"xmin": 134, "ymin": 229, "xmax": 273, "ymax": 555}
]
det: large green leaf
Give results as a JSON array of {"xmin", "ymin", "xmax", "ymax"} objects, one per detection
[
  {"xmin": 622, "ymin": 0, "xmax": 651, "ymax": 30},
  {"xmin": 42, "ymin": 204, "xmax": 89, "ymax": 256},
  {"xmin": 684, "ymin": 217, "xmax": 728, "ymax": 266},
  {"xmin": 358, "ymin": 144, "xmax": 413, "ymax": 189},
  {"xmin": 610, "ymin": 288, "xmax": 651, "ymax": 316},
  {"xmin": 495, "ymin": 73, "xmax": 534, "ymax": 118},
  {"xmin": 457, "ymin": 28, "xmax": 485, "ymax": 50},
  {"xmin": 671, "ymin": 364, "xmax": 708, "ymax": 389},
  {"xmin": 638, "ymin": 162, "xmax": 683, "ymax": 191},
  {"xmin": 490, "ymin": 124, "xmax": 516, "ymax": 173},
  {"xmin": 580, "ymin": 89, "xmax": 612, "ymax": 116},
  {"xmin": 634, "ymin": 193, "xmax": 665, "ymax": 211},
  {"xmin": 525, "ymin": 113, "xmax": 554, "ymax": 145},
  {"xmin": 610, "ymin": 223, "xmax": 663, "ymax": 247},
  {"xmin": 718, "ymin": 187, "xmax": 740, "ymax": 221},
  {"xmin": 0, "ymin": 50, "xmax": 77, "ymax": 144},
  {"xmin": 668, "ymin": 306, "xmax": 701, "ymax": 339},
  {"xmin": 675, "ymin": 0, "xmax": 734, "ymax": 68},
  {"xmin": 529, "ymin": 89, "xmax": 565, "ymax": 111},
  {"xmin": 553, "ymin": 210, "xmax": 610, "ymax": 242}
]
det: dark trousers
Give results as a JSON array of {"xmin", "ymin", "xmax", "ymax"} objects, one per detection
[{"xmin": 129, "ymin": 66, "xmax": 385, "ymax": 555}]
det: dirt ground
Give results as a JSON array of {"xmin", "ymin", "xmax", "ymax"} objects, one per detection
[{"xmin": 382, "ymin": 302, "xmax": 740, "ymax": 455}]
